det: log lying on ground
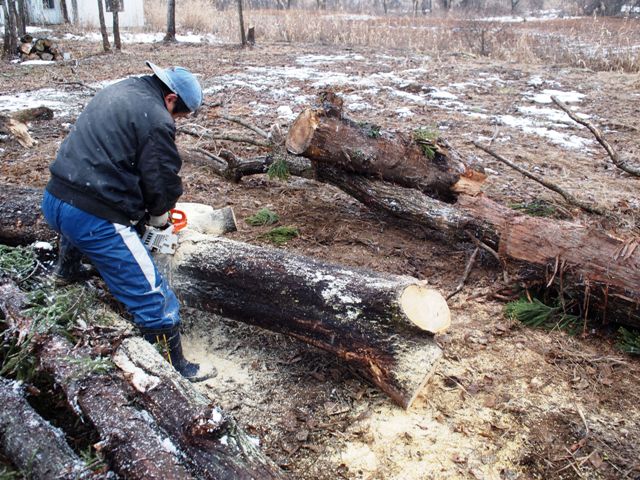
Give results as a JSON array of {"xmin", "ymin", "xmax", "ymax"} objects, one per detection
[
  {"xmin": 0, "ymin": 378, "xmax": 88, "ymax": 479},
  {"xmin": 38, "ymin": 335, "xmax": 194, "ymax": 480},
  {"xmin": 1, "ymin": 281, "xmax": 191, "ymax": 479},
  {"xmin": 2, "ymin": 280, "xmax": 284, "ymax": 479},
  {"xmin": 114, "ymin": 338, "xmax": 285, "ymax": 479},
  {"xmin": 0, "ymin": 184, "xmax": 54, "ymax": 246},
  {"xmin": 1, "ymin": 184, "xmax": 448, "ymax": 408},
  {"xmin": 286, "ymin": 92, "xmax": 484, "ymax": 200},
  {"xmin": 284, "ymin": 99, "xmax": 640, "ymax": 329},
  {"xmin": 172, "ymin": 231, "xmax": 448, "ymax": 409}
]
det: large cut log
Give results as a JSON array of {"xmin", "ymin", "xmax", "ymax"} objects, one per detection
[
  {"xmin": 0, "ymin": 377, "xmax": 89, "ymax": 479},
  {"xmin": 172, "ymin": 231, "xmax": 448, "ymax": 409},
  {"xmin": 284, "ymin": 99, "xmax": 640, "ymax": 329},
  {"xmin": 114, "ymin": 338, "xmax": 285, "ymax": 479},
  {"xmin": 38, "ymin": 335, "xmax": 195, "ymax": 480},
  {"xmin": 286, "ymin": 92, "xmax": 484, "ymax": 200},
  {"xmin": 0, "ymin": 184, "xmax": 449, "ymax": 408},
  {"xmin": 2, "ymin": 280, "xmax": 284, "ymax": 479}
]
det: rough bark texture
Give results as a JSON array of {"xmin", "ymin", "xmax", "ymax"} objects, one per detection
[
  {"xmin": 286, "ymin": 93, "xmax": 482, "ymax": 201},
  {"xmin": 457, "ymin": 194, "xmax": 640, "ymax": 325},
  {"xmin": 172, "ymin": 233, "xmax": 446, "ymax": 408},
  {"xmin": 38, "ymin": 335, "xmax": 194, "ymax": 480},
  {"xmin": 316, "ymin": 166, "xmax": 496, "ymax": 244},
  {"xmin": 0, "ymin": 378, "xmax": 88, "ymax": 479},
  {"xmin": 0, "ymin": 184, "xmax": 54, "ymax": 245},
  {"xmin": 114, "ymin": 338, "xmax": 286, "ymax": 479}
]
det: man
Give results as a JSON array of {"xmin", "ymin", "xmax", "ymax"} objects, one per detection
[{"xmin": 41, "ymin": 61, "xmax": 212, "ymax": 380}]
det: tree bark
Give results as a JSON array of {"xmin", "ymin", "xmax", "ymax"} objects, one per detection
[
  {"xmin": 0, "ymin": 378, "xmax": 88, "ymax": 479},
  {"xmin": 286, "ymin": 92, "xmax": 484, "ymax": 201},
  {"xmin": 0, "ymin": 184, "xmax": 54, "ymax": 245},
  {"xmin": 171, "ymin": 232, "xmax": 447, "ymax": 408},
  {"xmin": 2, "ymin": 0, "xmax": 18, "ymax": 60},
  {"xmin": 283, "ymin": 102, "xmax": 640, "ymax": 329},
  {"xmin": 165, "ymin": 0, "xmax": 177, "ymax": 42},
  {"xmin": 114, "ymin": 338, "xmax": 285, "ymax": 479},
  {"xmin": 237, "ymin": 0, "xmax": 247, "ymax": 46},
  {"xmin": 111, "ymin": 0, "xmax": 121, "ymax": 51},
  {"xmin": 37, "ymin": 335, "xmax": 195, "ymax": 480},
  {"xmin": 97, "ymin": 0, "xmax": 111, "ymax": 52},
  {"xmin": 60, "ymin": 0, "xmax": 70, "ymax": 23}
]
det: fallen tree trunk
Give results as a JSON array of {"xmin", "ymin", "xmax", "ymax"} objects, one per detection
[
  {"xmin": 286, "ymin": 92, "xmax": 484, "ymax": 200},
  {"xmin": 172, "ymin": 231, "xmax": 448, "ymax": 409},
  {"xmin": 37, "ymin": 335, "xmax": 195, "ymax": 480},
  {"xmin": 2, "ymin": 280, "xmax": 284, "ymax": 478},
  {"xmin": 114, "ymin": 338, "xmax": 285, "ymax": 479},
  {"xmin": 0, "ymin": 183, "xmax": 54, "ymax": 246},
  {"xmin": 0, "ymin": 377, "xmax": 88, "ymax": 479},
  {"xmin": 283, "ymin": 100, "xmax": 640, "ymax": 329},
  {"xmin": 1, "ymin": 184, "xmax": 449, "ymax": 408}
]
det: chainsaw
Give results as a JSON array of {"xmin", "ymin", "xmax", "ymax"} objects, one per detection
[{"xmin": 141, "ymin": 209, "xmax": 188, "ymax": 255}]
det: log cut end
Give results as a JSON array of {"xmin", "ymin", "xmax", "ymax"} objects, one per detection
[
  {"xmin": 176, "ymin": 202, "xmax": 238, "ymax": 236},
  {"xmin": 286, "ymin": 108, "xmax": 320, "ymax": 155},
  {"xmin": 400, "ymin": 285, "xmax": 451, "ymax": 334},
  {"xmin": 450, "ymin": 169, "xmax": 487, "ymax": 197}
]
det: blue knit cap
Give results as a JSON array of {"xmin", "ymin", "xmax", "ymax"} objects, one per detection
[{"xmin": 146, "ymin": 61, "xmax": 203, "ymax": 113}]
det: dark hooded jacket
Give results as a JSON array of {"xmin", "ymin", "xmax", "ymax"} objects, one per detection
[{"xmin": 46, "ymin": 75, "xmax": 182, "ymax": 225}]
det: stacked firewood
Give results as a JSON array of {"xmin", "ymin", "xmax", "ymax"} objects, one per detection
[{"xmin": 18, "ymin": 34, "xmax": 66, "ymax": 61}]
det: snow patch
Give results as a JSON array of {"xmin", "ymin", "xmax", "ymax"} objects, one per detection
[
  {"xmin": 161, "ymin": 437, "xmax": 179, "ymax": 455},
  {"xmin": 396, "ymin": 107, "xmax": 414, "ymax": 118},
  {"xmin": 33, "ymin": 241, "xmax": 53, "ymax": 250},
  {"xmin": 296, "ymin": 53, "xmax": 366, "ymax": 65},
  {"xmin": 530, "ymin": 89, "xmax": 585, "ymax": 104},
  {"xmin": 20, "ymin": 60, "xmax": 56, "ymax": 66},
  {"xmin": 277, "ymin": 105, "xmax": 296, "ymax": 121},
  {"xmin": 496, "ymin": 114, "xmax": 591, "ymax": 149}
]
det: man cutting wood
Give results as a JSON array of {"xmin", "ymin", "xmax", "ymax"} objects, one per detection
[{"xmin": 41, "ymin": 61, "xmax": 214, "ymax": 381}]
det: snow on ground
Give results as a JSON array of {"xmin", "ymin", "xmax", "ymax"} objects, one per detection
[{"xmin": 60, "ymin": 31, "xmax": 220, "ymax": 44}]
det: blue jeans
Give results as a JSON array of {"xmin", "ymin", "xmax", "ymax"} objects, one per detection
[{"xmin": 41, "ymin": 190, "xmax": 180, "ymax": 330}]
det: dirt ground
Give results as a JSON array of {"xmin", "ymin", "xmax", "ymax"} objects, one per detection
[{"xmin": 1, "ymin": 25, "xmax": 639, "ymax": 479}]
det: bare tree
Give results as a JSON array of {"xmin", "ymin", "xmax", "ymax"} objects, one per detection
[
  {"xmin": 60, "ymin": 0, "xmax": 70, "ymax": 23},
  {"xmin": 510, "ymin": 0, "xmax": 521, "ymax": 13},
  {"xmin": 97, "ymin": 0, "xmax": 111, "ymax": 52},
  {"xmin": 71, "ymin": 0, "xmax": 79, "ymax": 24},
  {"xmin": 237, "ymin": 0, "xmax": 247, "ymax": 46},
  {"xmin": 2, "ymin": 0, "xmax": 18, "ymax": 60},
  {"xmin": 164, "ymin": 0, "xmax": 177, "ymax": 42},
  {"xmin": 111, "ymin": 0, "xmax": 122, "ymax": 51},
  {"xmin": 15, "ymin": 0, "xmax": 26, "ymax": 35}
]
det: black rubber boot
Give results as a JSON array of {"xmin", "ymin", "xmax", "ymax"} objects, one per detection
[
  {"xmin": 141, "ymin": 325, "xmax": 216, "ymax": 382},
  {"xmin": 53, "ymin": 237, "xmax": 94, "ymax": 286}
]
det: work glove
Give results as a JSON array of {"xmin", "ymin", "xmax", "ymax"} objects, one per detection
[{"xmin": 149, "ymin": 212, "xmax": 170, "ymax": 228}]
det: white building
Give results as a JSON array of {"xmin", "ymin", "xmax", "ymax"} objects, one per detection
[{"xmin": 0, "ymin": 0, "xmax": 145, "ymax": 28}]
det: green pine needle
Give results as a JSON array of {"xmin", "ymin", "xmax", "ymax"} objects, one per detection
[
  {"xmin": 505, "ymin": 297, "xmax": 579, "ymax": 332},
  {"xmin": 261, "ymin": 226, "xmax": 299, "ymax": 245},
  {"xmin": 618, "ymin": 327, "xmax": 640, "ymax": 355},
  {"xmin": 0, "ymin": 245, "xmax": 37, "ymax": 282},
  {"xmin": 245, "ymin": 208, "xmax": 279, "ymax": 227},
  {"xmin": 267, "ymin": 157, "xmax": 290, "ymax": 180}
]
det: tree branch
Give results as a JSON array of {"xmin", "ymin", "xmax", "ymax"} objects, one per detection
[
  {"xmin": 551, "ymin": 95, "xmax": 640, "ymax": 177},
  {"xmin": 472, "ymin": 141, "xmax": 606, "ymax": 216}
]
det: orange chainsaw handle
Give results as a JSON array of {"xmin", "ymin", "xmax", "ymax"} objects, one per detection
[{"xmin": 169, "ymin": 209, "xmax": 188, "ymax": 233}]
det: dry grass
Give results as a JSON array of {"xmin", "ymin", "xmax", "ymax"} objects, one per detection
[{"xmin": 143, "ymin": 2, "xmax": 640, "ymax": 72}]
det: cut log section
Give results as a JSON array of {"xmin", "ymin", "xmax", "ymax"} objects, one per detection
[
  {"xmin": 286, "ymin": 92, "xmax": 484, "ymax": 200},
  {"xmin": 37, "ymin": 335, "xmax": 194, "ymax": 480},
  {"xmin": 0, "ymin": 378, "xmax": 88, "ymax": 479},
  {"xmin": 172, "ymin": 232, "xmax": 448, "ymax": 408},
  {"xmin": 283, "ymin": 96, "xmax": 640, "ymax": 329},
  {"xmin": 0, "ymin": 184, "xmax": 55, "ymax": 245},
  {"xmin": 114, "ymin": 338, "xmax": 285, "ymax": 479}
]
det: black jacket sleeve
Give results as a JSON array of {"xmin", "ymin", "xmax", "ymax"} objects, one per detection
[{"xmin": 137, "ymin": 122, "xmax": 183, "ymax": 216}]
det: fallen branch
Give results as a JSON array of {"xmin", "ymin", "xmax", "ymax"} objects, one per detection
[
  {"xmin": 179, "ymin": 126, "xmax": 271, "ymax": 148},
  {"xmin": 446, "ymin": 247, "xmax": 480, "ymax": 300},
  {"xmin": 218, "ymin": 114, "xmax": 269, "ymax": 139},
  {"xmin": 551, "ymin": 95, "xmax": 640, "ymax": 177},
  {"xmin": 0, "ymin": 377, "xmax": 89, "ymax": 479},
  {"xmin": 472, "ymin": 141, "xmax": 606, "ymax": 216}
]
